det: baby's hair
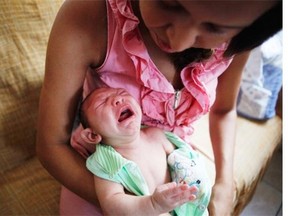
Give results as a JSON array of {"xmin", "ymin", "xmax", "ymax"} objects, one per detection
[
  {"xmin": 79, "ymin": 100, "xmax": 89, "ymax": 129},
  {"xmin": 79, "ymin": 91, "xmax": 95, "ymax": 129},
  {"xmin": 79, "ymin": 87, "xmax": 110, "ymax": 129}
]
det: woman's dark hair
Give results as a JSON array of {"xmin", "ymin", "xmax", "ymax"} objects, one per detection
[
  {"xmin": 171, "ymin": 47, "xmax": 213, "ymax": 71},
  {"xmin": 171, "ymin": 1, "xmax": 282, "ymax": 71},
  {"xmin": 224, "ymin": 1, "xmax": 282, "ymax": 57}
]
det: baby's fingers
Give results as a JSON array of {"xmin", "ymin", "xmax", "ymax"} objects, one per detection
[
  {"xmin": 156, "ymin": 182, "xmax": 178, "ymax": 193},
  {"xmin": 152, "ymin": 183, "xmax": 198, "ymax": 212},
  {"xmin": 171, "ymin": 184, "xmax": 198, "ymax": 202},
  {"xmin": 161, "ymin": 183, "xmax": 198, "ymax": 202}
]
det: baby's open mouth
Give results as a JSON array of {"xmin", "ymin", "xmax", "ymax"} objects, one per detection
[{"xmin": 118, "ymin": 108, "xmax": 133, "ymax": 122}]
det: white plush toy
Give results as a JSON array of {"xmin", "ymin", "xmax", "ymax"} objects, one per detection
[{"xmin": 166, "ymin": 131, "xmax": 211, "ymax": 216}]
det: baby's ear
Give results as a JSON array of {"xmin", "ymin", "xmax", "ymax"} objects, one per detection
[{"xmin": 80, "ymin": 128, "xmax": 102, "ymax": 144}]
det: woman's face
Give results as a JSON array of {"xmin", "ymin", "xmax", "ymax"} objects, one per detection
[{"xmin": 139, "ymin": 0, "xmax": 277, "ymax": 53}]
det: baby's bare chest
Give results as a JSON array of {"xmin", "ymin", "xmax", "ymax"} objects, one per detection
[{"xmin": 135, "ymin": 148, "xmax": 170, "ymax": 193}]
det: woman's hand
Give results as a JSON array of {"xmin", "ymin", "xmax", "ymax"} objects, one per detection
[{"xmin": 208, "ymin": 180, "xmax": 235, "ymax": 216}]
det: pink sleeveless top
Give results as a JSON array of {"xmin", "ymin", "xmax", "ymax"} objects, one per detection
[{"xmin": 71, "ymin": 0, "xmax": 233, "ymax": 157}]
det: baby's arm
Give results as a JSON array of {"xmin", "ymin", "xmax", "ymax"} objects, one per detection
[{"xmin": 94, "ymin": 176, "xmax": 197, "ymax": 216}]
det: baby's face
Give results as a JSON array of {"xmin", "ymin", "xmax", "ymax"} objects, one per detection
[{"xmin": 83, "ymin": 88, "xmax": 142, "ymax": 142}]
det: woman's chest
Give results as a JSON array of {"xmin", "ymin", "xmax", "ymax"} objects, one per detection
[{"xmin": 150, "ymin": 51, "xmax": 184, "ymax": 90}]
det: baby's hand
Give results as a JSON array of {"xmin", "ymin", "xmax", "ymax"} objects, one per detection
[{"xmin": 151, "ymin": 182, "xmax": 198, "ymax": 214}]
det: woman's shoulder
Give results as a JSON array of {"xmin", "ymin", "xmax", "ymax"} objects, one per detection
[
  {"xmin": 59, "ymin": 0, "xmax": 107, "ymax": 24},
  {"xmin": 50, "ymin": 0, "xmax": 108, "ymax": 66}
]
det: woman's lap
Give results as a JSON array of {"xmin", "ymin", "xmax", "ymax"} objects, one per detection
[{"xmin": 60, "ymin": 186, "xmax": 103, "ymax": 216}]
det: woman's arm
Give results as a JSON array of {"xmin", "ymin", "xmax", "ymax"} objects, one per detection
[
  {"xmin": 208, "ymin": 51, "xmax": 250, "ymax": 216},
  {"xmin": 94, "ymin": 176, "xmax": 197, "ymax": 216},
  {"xmin": 36, "ymin": 0, "xmax": 107, "ymax": 205}
]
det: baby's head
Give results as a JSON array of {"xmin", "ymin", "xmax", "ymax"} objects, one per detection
[{"xmin": 79, "ymin": 87, "xmax": 142, "ymax": 145}]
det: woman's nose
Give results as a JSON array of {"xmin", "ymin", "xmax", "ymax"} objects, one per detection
[{"xmin": 166, "ymin": 23, "xmax": 198, "ymax": 51}]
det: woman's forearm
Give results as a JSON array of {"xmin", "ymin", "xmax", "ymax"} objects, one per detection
[
  {"xmin": 36, "ymin": 139, "xmax": 99, "ymax": 206},
  {"xmin": 209, "ymin": 52, "xmax": 250, "ymax": 182},
  {"xmin": 209, "ymin": 109, "xmax": 237, "ymax": 182}
]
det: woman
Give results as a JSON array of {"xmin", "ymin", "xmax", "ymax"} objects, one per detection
[{"xmin": 36, "ymin": 0, "xmax": 282, "ymax": 215}]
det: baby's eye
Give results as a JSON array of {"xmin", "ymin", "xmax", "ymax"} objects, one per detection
[
  {"xmin": 94, "ymin": 102, "xmax": 104, "ymax": 109},
  {"xmin": 119, "ymin": 89, "xmax": 129, "ymax": 96},
  {"xmin": 94, "ymin": 98, "xmax": 106, "ymax": 110}
]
